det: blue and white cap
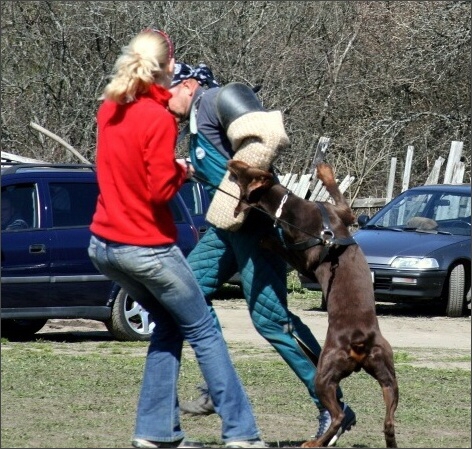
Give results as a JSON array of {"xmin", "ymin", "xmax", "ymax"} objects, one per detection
[{"xmin": 171, "ymin": 62, "xmax": 220, "ymax": 88}]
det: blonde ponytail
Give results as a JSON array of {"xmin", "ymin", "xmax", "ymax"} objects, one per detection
[{"xmin": 101, "ymin": 29, "xmax": 173, "ymax": 104}]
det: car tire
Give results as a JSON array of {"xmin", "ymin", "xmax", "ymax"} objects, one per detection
[
  {"xmin": 105, "ymin": 288, "xmax": 154, "ymax": 341},
  {"xmin": 445, "ymin": 264, "xmax": 466, "ymax": 318},
  {"xmin": 1, "ymin": 319, "xmax": 48, "ymax": 340}
]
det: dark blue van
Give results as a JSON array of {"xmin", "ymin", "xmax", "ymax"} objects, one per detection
[{"xmin": 1, "ymin": 163, "xmax": 210, "ymax": 341}]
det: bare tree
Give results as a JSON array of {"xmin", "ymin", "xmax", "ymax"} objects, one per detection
[{"xmin": 1, "ymin": 1, "xmax": 469, "ymax": 200}]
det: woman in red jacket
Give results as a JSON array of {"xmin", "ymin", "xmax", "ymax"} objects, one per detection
[{"xmin": 88, "ymin": 29, "xmax": 263, "ymax": 449}]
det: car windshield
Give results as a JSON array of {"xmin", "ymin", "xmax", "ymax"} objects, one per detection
[{"xmin": 367, "ymin": 189, "xmax": 471, "ymax": 236}]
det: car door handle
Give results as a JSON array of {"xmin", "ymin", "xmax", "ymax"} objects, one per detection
[
  {"xmin": 29, "ymin": 244, "xmax": 46, "ymax": 254},
  {"xmin": 198, "ymin": 226, "xmax": 208, "ymax": 234}
]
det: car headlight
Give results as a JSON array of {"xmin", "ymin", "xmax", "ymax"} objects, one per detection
[{"xmin": 390, "ymin": 257, "xmax": 439, "ymax": 269}]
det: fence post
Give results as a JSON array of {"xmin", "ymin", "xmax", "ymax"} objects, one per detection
[
  {"xmin": 338, "ymin": 175, "xmax": 355, "ymax": 194},
  {"xmin": 279, "ymin": 173, "xmax": 291, "ymax": 186},
  {"xmin": 425, "ymin": 156, "xmax": 445, "ymax": 185},
  {"xmin": 386, "ymin": 157, "xmax": 397, "ymax": 203},
  {"xmin": 309, "ymin": 136, "xmax": 331, "ymax": 174},
  {"xmin": 285, "ymin": 173, "xmax": 299, "ymax": 191},
  {"xmin": 443, "ymin": 140, "xmax": 463, "ymax": 184},
  {"xmin": 452, "ymin": 162, "xmax": 465, "ymax": 184},
  {"xmin": 293, "ymin": 173, "xmax": 313, "ymax": 198},
  {"xmin": 309, "ymin": 180, "xmax": 325, "ymax": 202},
  {"xmin": 401, "ymin": 146, "xmax": 414, "ymax": 192},
  {"xmin": 443, "ymin": 141, "xmax": 463, "ymax": 184}
]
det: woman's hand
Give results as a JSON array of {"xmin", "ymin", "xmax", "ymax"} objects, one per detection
[{"xmin": 176, "ymin": 158, "xmax": 194, "ymax": 179}]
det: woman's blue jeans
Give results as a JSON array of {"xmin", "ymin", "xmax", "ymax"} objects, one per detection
[{"xmin": 88, "ymin": 235, "xmax": 260, "ymax": 444}]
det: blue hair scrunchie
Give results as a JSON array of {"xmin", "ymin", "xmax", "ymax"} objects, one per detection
[{"xmin": 171, "ymin": 62, "xmax": 220, "ymax": 88}]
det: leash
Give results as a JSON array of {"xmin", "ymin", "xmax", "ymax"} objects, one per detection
[
  {"xmin": 190, "ymin": 172, "xmax": 305, "ymax": 236},
  {"xmin": 190, "ymin": 172, "xmax": 357, "ymax": 251}
]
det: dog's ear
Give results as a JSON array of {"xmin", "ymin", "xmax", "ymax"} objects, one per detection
[
  {"xmin": 234, "ymin": 174, "xmax": 273, "ymax": 217},
  {"xmin": 246, "ymin": 175, "xmax": 273, "ymax": 201},
  {"xmin": 228, "ymin": 160, "xmax": 274, "ymax": 217}
]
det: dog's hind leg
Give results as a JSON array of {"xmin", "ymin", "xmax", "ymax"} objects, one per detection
[
  {"xmin": 302, "ymin": 353, "xmax": 352, "ymax": 447},
  {"xmin": 362, "ymin": 343, "xmax": 399, "ymax": 448},
  {"xmin": 301, "ymin": 388, "xmax": 343, "ymax": 447},
  {"xmin": 381, "ymin": 381, "xmax": 398, "ymax": 448}
]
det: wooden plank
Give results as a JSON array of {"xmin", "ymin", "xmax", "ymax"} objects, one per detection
[
  {"xmin": 401, "ymin": 146, "xmax": 414, "ymax": 192},
  {"xmin": 309, "ymin": 136, "xmax": 331, "ymax": 174},
  {"xmin": 338, "ymin": 175, "xmax": 355, "ymax": 193},
  {"xmin": 318, "ymin": 186, "xmax": 330, "ymax": 202},
  {"xmin": 443, "ymin": 141, "xmax": 463, "ymax": 184},
  {"xmin": 308, "ymin": 180, "xmax": 324, "ymax": 201},
  {"xmin": 293, "ymin": 173, "xmax": 312, "ymax": 198},
  {"xmin": 386, "ymin": 157, "xmax": 397, "ymax": 202},
  {"xmin": 285, "ymin": 174, "xmax": 299, "ymax": 191},
  {"xmin": 279, "ymin": 173, "xmax": 291, "ymax": 186},
  {"xmin": 1, "ymin": 151, "xmax": 45, "ymax": 163},
  {"xmin": 425, "ymin": 156, "xmax": 445, "ymax": 185},
  {"xmin": 352, "ymin": 197, "xmax": 387, "ymax": 208},
  {"xmin": 451, "ymin": 161, "xmax": 465, "ymax": 184}
]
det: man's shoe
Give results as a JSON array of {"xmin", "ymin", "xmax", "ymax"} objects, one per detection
[
  {"xmin": 180, "ymin": 385, "xmax": 215, "ymax": 416},
  {"xmin": 225, "ymin": 439, "xmax": 267, "ymax": 448},
  {"xmin": 132, "ymin": 438, "xmax": 205, "ymax": 448},
  {"xmin": 313, "ymin": 403, "xmax": 356, "ymax": 447}
]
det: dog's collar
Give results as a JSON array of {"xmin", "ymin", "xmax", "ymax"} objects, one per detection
[
  {"xmin": 283, "ymin": 202, "xmax": 357, "ymax": 255},
  {"xmin": 273, "ymin": 190, "xmax": 291, "ymax": 228}
]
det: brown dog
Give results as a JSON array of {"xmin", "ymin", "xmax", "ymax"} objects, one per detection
[{"xmin": 227, "ymin": 159, "xmax": 398, "ymax": 448}]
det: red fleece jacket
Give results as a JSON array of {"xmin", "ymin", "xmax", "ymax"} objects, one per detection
[{"xmin": 90, "ymin": 84, "xmax": 187, "ymax": 245}]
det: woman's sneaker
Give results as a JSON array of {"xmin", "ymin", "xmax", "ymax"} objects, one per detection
[
  {"xmin": 132, "ymin": 438, "xmax": 204, "ymax": 448},
  {"xmin": 225, "ymin": 439, "xmax": 267, "ymax": 448},
  {"xmin": 313, "ymin": 403, "xmax": 356, "ymax": 447}
]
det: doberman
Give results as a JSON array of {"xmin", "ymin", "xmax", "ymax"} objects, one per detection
[{"xmin": 227, "ymin": 159, "xmax": 398, "ymax": 448}]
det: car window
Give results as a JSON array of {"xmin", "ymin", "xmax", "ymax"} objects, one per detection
[
  {"xmin": 372, "ymin": 190, "xmax": 471, "ymax": 235},
  {"xmin": 49, "ymin": 182, "xmax": 98, "ymax": 227},
  {"xmin": 375, "ymin": 193, "xmax": 432, "ymax": 227},
  {"xmin": 1, "ymin": 183, "xmax": 38, "ymax": 230},
  {"xmin": 433, "ymin": 193, "xmax": 471, "ymax": 221}
]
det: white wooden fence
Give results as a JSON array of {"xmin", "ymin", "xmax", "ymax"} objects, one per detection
[
  {"xmin": 280, "ymin": 138, "xmax": 467, "ymax": 210},
  {"xmin": 2, "ymin": 132, "xmax": 467, "ymax": 213}
]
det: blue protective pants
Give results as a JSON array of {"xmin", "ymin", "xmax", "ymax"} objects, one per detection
[{"xmin": 187, "ymin": 224, "xmax": 343, "ymax": 411}]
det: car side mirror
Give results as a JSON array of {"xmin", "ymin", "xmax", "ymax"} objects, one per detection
[{"xmin": 357, "ymin": 214, "xmax": 370, "ymax": 228}]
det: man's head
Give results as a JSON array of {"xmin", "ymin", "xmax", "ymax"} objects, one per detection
[{"xmin": 168, "ymin": 62, "xmax": 219, "ymax": 123}]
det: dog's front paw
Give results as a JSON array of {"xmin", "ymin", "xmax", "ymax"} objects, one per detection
[{"xmin": 315, "ymin": 162, "xmax": 335, "ymax": 185}]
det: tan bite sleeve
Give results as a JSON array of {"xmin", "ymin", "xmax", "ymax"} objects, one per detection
[{"xmin": 205, "ymin": 110, "xmax": 289, "ymax": 231}]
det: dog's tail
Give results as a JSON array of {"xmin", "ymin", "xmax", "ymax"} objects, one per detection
[{"xmin": 349, "ymin": 330, "xmax": 376, "ymax": 367}]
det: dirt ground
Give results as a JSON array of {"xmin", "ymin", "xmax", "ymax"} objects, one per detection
[
  {"xmin": 37, "ymin": 299, "xmax": 471, "ymax": 369},
  {"xmin": 12, "ymin": 299, "xmax": 471, "ymax": 448}
]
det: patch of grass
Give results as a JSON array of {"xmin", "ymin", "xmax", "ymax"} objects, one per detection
[
  {"xmin": 287, "ymin": 271, "xmax": 323, "ymax": 310},
  {"xmin": 393, "ymin": 350, "xmax": 414, "ymax": 363},
  {"xmin": 450, "ymin": 355, "xmax": 471, "ymax": 362},
  {"xmin": 1, "ymin": 339, "xmax": 470, "ymax": 448}
]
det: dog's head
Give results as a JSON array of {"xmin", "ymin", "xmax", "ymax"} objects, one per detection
[{"xmin": 227, "ymin": 160, "xmax": 275, "ymax": 217}]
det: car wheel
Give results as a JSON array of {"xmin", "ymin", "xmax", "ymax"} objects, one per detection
[
  {"xmin": 105, "ymin": 288, "xmax": 155, "ymax": 341},
  {"xmin": 445, "ymin": 264, "xmax": 466, "ymax": 318},
  {"xmin": 1, "ymin": 319, "xmax": 48, "ymax": 341}
]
